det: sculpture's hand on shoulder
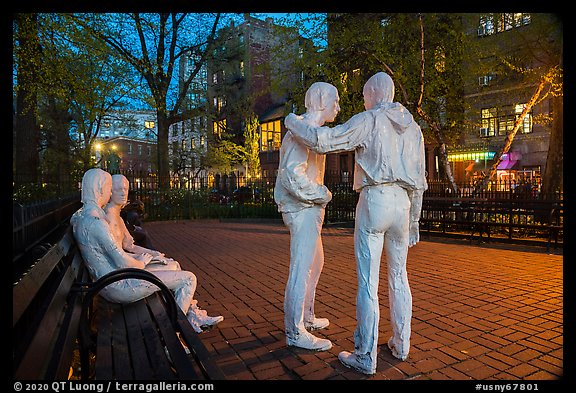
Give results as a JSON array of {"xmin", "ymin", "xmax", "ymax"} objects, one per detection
[{"xmin": 284, "ymin": 113, "xmax": 303, "ymax": 130}]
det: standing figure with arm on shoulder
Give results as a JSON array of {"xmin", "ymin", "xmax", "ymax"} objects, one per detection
[
  {"xmin": 285, "ymin": 72, "xmax": 428, "ymax": 373},
  {"xmin": 274, "ymin": 82, "xmax": 340, "ymax": 351}
]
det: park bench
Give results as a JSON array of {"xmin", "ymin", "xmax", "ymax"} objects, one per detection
[
  {"xmin": 13, "ymin": 227, "xmax": 225, "ymax": 380},
  {"xmin": 420, "ymin": 196, "xmax": 563, "ymax": 248}
]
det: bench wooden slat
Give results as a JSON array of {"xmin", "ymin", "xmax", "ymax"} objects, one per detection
[
  {"xmin": 133, "ymin": 297, "xmax": 176, "ymax": 379},
  {"xmin": 122, "ymin": 300, "xmax": 155, "ymax": 380},
  {"xmin": 94, "ymin": 298, "xmax": 114, "ymax": 380},
  {"xmin": 13, "ymin": 230, "xmax": 73, "ymax": 326},
  {"xmin": 176, "ymin": 311, "xmax": 226, "ymax": 380},
  {"xmin": 110, "ymin": 301, "xmax": 134, "ymax": 380},
  {"xmin": 14, "ymin": 251, "xmax": 81, "ymax": 379},
  {"xmin": 147, "ymin": 295, "xmax": 202, "ymax": 379}
]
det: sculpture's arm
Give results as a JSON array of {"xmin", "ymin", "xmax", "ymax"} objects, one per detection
[
  {"xmin": 407, "ymin": 130, "xmax": 428, "ymax": 248},
  {"xmin": 93, "ymin": 221, "xmax": 149, "ymax": 269},
  {"xmin": 285, "ymin": 112, "xmax": 372, "ymax": 154},
  {"xmin": 279, "ymin": 134, "xmax": 332, "ymax": 205},
  {"xmin": 121, "ymin": 219, "xmax": 163, "ymax": 258}
]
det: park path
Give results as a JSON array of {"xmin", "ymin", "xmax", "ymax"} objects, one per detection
[{"xmin": 145, "ymin": 219, "xmax": 563, "ymax": 382}]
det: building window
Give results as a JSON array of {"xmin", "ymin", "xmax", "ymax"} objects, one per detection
[
  {"xmin": 479, "ymin": 13, "xmax": 529, "ymax": 37},
  {"xmin": 515, "ymin": 104, "xmax": 533, "ymax": 134},
  {"xmin": 138, "ymin": 145, "xmax": 143, "ymax": 156},
  {"xmin": 478, "ymin": 74, "xmax": 494, "ymax": 87},
  {"xmin": 127, "ymin": 143, "xmax": 133, "ymax": 154},
  {"xmin": 214, "ymin": 96, "xmax": 225, "ymax": 111},
  {"xmin": 480, "ymin": 104, "xmax": 532, "ymax": 137},
  {"xmin": 148, "ymin": 146, "xmax": 152, "ymax": 156},
  {"xmin": 478, "ymin": 14, "xmax": 495, "ymax": 36},
  {"xmin": 213, "ymin": 119, "xmax": 226, "ymax": 138},
  {"xmin": 260, "ymin": 120, "xmax": 281, "ymax": 151}
]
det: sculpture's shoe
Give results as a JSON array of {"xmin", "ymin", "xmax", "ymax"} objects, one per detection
[
  {"xmin": 199, "ymin": 315, "xmax": 224, "ymax": 328},
  {"xmin": 305, "ymin": 317, "xmax": 330, "ymax": 330},
  {"xmin": 387, "ymin": 337, "xmax": 409, "ymax": 361},
  {"xmin": 338, "ymin": 351, "xmax": 376, "ymax": 375},
  {"xmin": 186, "ymin": 312, "xmax": 203, "ymax": 333},
  {"xmin": 187, "ymin": 305, "xmax": 224, "ymax": 332},
  {"xmin": 287, "ymin": 331, "xmax": 332, "ymax": 351}
]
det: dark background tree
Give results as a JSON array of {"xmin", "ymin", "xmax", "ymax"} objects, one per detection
[{"xmin": 13, "ymin": 14, "xmax": 41, "ymax": 186}]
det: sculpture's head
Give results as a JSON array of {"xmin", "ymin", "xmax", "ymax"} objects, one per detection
[
  {"xmin": 81, "ymin": 168, "xmax": 112, "ymax": 208},
  {"xmin": 304, "ymin": 82, "xmax": 340, "ymax": 123},
  {"xmin": 111, "ymin": 174, "xmax": 130, "ymax": 207},
  {"xmin": 363, "ymin": 72, "xmax": 395, "ymax": 110}
]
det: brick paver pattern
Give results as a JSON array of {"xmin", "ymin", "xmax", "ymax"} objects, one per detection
[{"xmin": 145, "ymin": 220, "xmax": 563, "ymax": 381}]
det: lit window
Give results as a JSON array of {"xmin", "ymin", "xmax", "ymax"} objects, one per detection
[
  {"xmin": 213, "ymin": 119, "xmax": 226, "ymax": 138},
  {"xmin": 480, "ymin": 104, "xmax": 532, "ymax": 138},
  {"xmin": 260, "ymin": 120, "xmax": 282, "ymax": 151}
]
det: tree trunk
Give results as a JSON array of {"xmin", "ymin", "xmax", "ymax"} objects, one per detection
[
  {"xmin": 541, "ymin": 94, "xmax": 563, "ymax": 200},
  {"xmin": 156, "ymin": 110, "xmax": 171, "ymax": 189},
  {"xmin": 416, "ymin": 107, "xmax": 458, "ymax": 194}
]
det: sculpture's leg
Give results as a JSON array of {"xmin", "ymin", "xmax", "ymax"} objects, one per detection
[
  {"xmin": 303, "ymin": 207, "xmax": 328, "ymax": 329},
  {"xmin": 283, "ymin": 207, "xmax": 332, "ymax": 351},
  {"xmin": 385, "ymin": 187, "xmax": 412, "ymax": 361},
  {"xmin": 151, "ymin": 270, "xmax": 197, "ymax": 313},
  {"xmin": 352, "ymin": 188, "xmax": 385, "ymax": 373}
]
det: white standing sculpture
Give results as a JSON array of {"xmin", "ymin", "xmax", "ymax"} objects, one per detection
[
  {"xmin": 104, "ymin": 174, "xmax": 181, "ymax": 272},
  {"xmin": 285, "ymin": 72, "xmax": 428, "ymax": 374},
  {"xmin": 274, "ymin": 82, "xmax": 340, "ymax": 351},
  {"xmin": 71, "ymin": 168, "xmax": 223, "ymax": 333}
]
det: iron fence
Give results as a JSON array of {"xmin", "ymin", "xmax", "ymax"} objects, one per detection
[{"xmin": 13, "ymin": 172, "xmax": 563, "ymax": 269}]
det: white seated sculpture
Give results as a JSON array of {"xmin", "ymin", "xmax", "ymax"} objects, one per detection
[
  {"xmin": 274, "ymin": 82, "xmax": 340, "ymax": 351},
  {"xmin": 104, "ymin": 174, "xmax": 181, "ymax": 272},
  {"xmin": 70, "ymin": 168, "xmax": 223, "ymax": 333},
  {"xmin": 285, "ymin": 72, "xmax": 428, "ymax": 374}
]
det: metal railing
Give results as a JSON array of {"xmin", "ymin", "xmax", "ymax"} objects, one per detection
[{"xmin": 13, "ymin": 174, "xmax": 562, "ymax": 274}]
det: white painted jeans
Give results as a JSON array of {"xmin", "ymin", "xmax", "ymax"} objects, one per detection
[
  {"xmin": 282, "ymin": 205, "xmax": 325, "ymax": 340},
  {"xmin": 353, "ymin": 183, "xmax": 412, "ymax": 365}
]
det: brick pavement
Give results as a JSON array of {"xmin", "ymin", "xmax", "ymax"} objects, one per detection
[{"xmin": 144, "ymin": 219, "xmax": 564, "ymax": 383}]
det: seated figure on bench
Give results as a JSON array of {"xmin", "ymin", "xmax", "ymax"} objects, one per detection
[
  {"xmin": 104, "ymin": 174, "xmax": 180, "ymax": 272},
  {"xmin": 71, "ymin": 168, "xmax": 223, "ymax": 333}
]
